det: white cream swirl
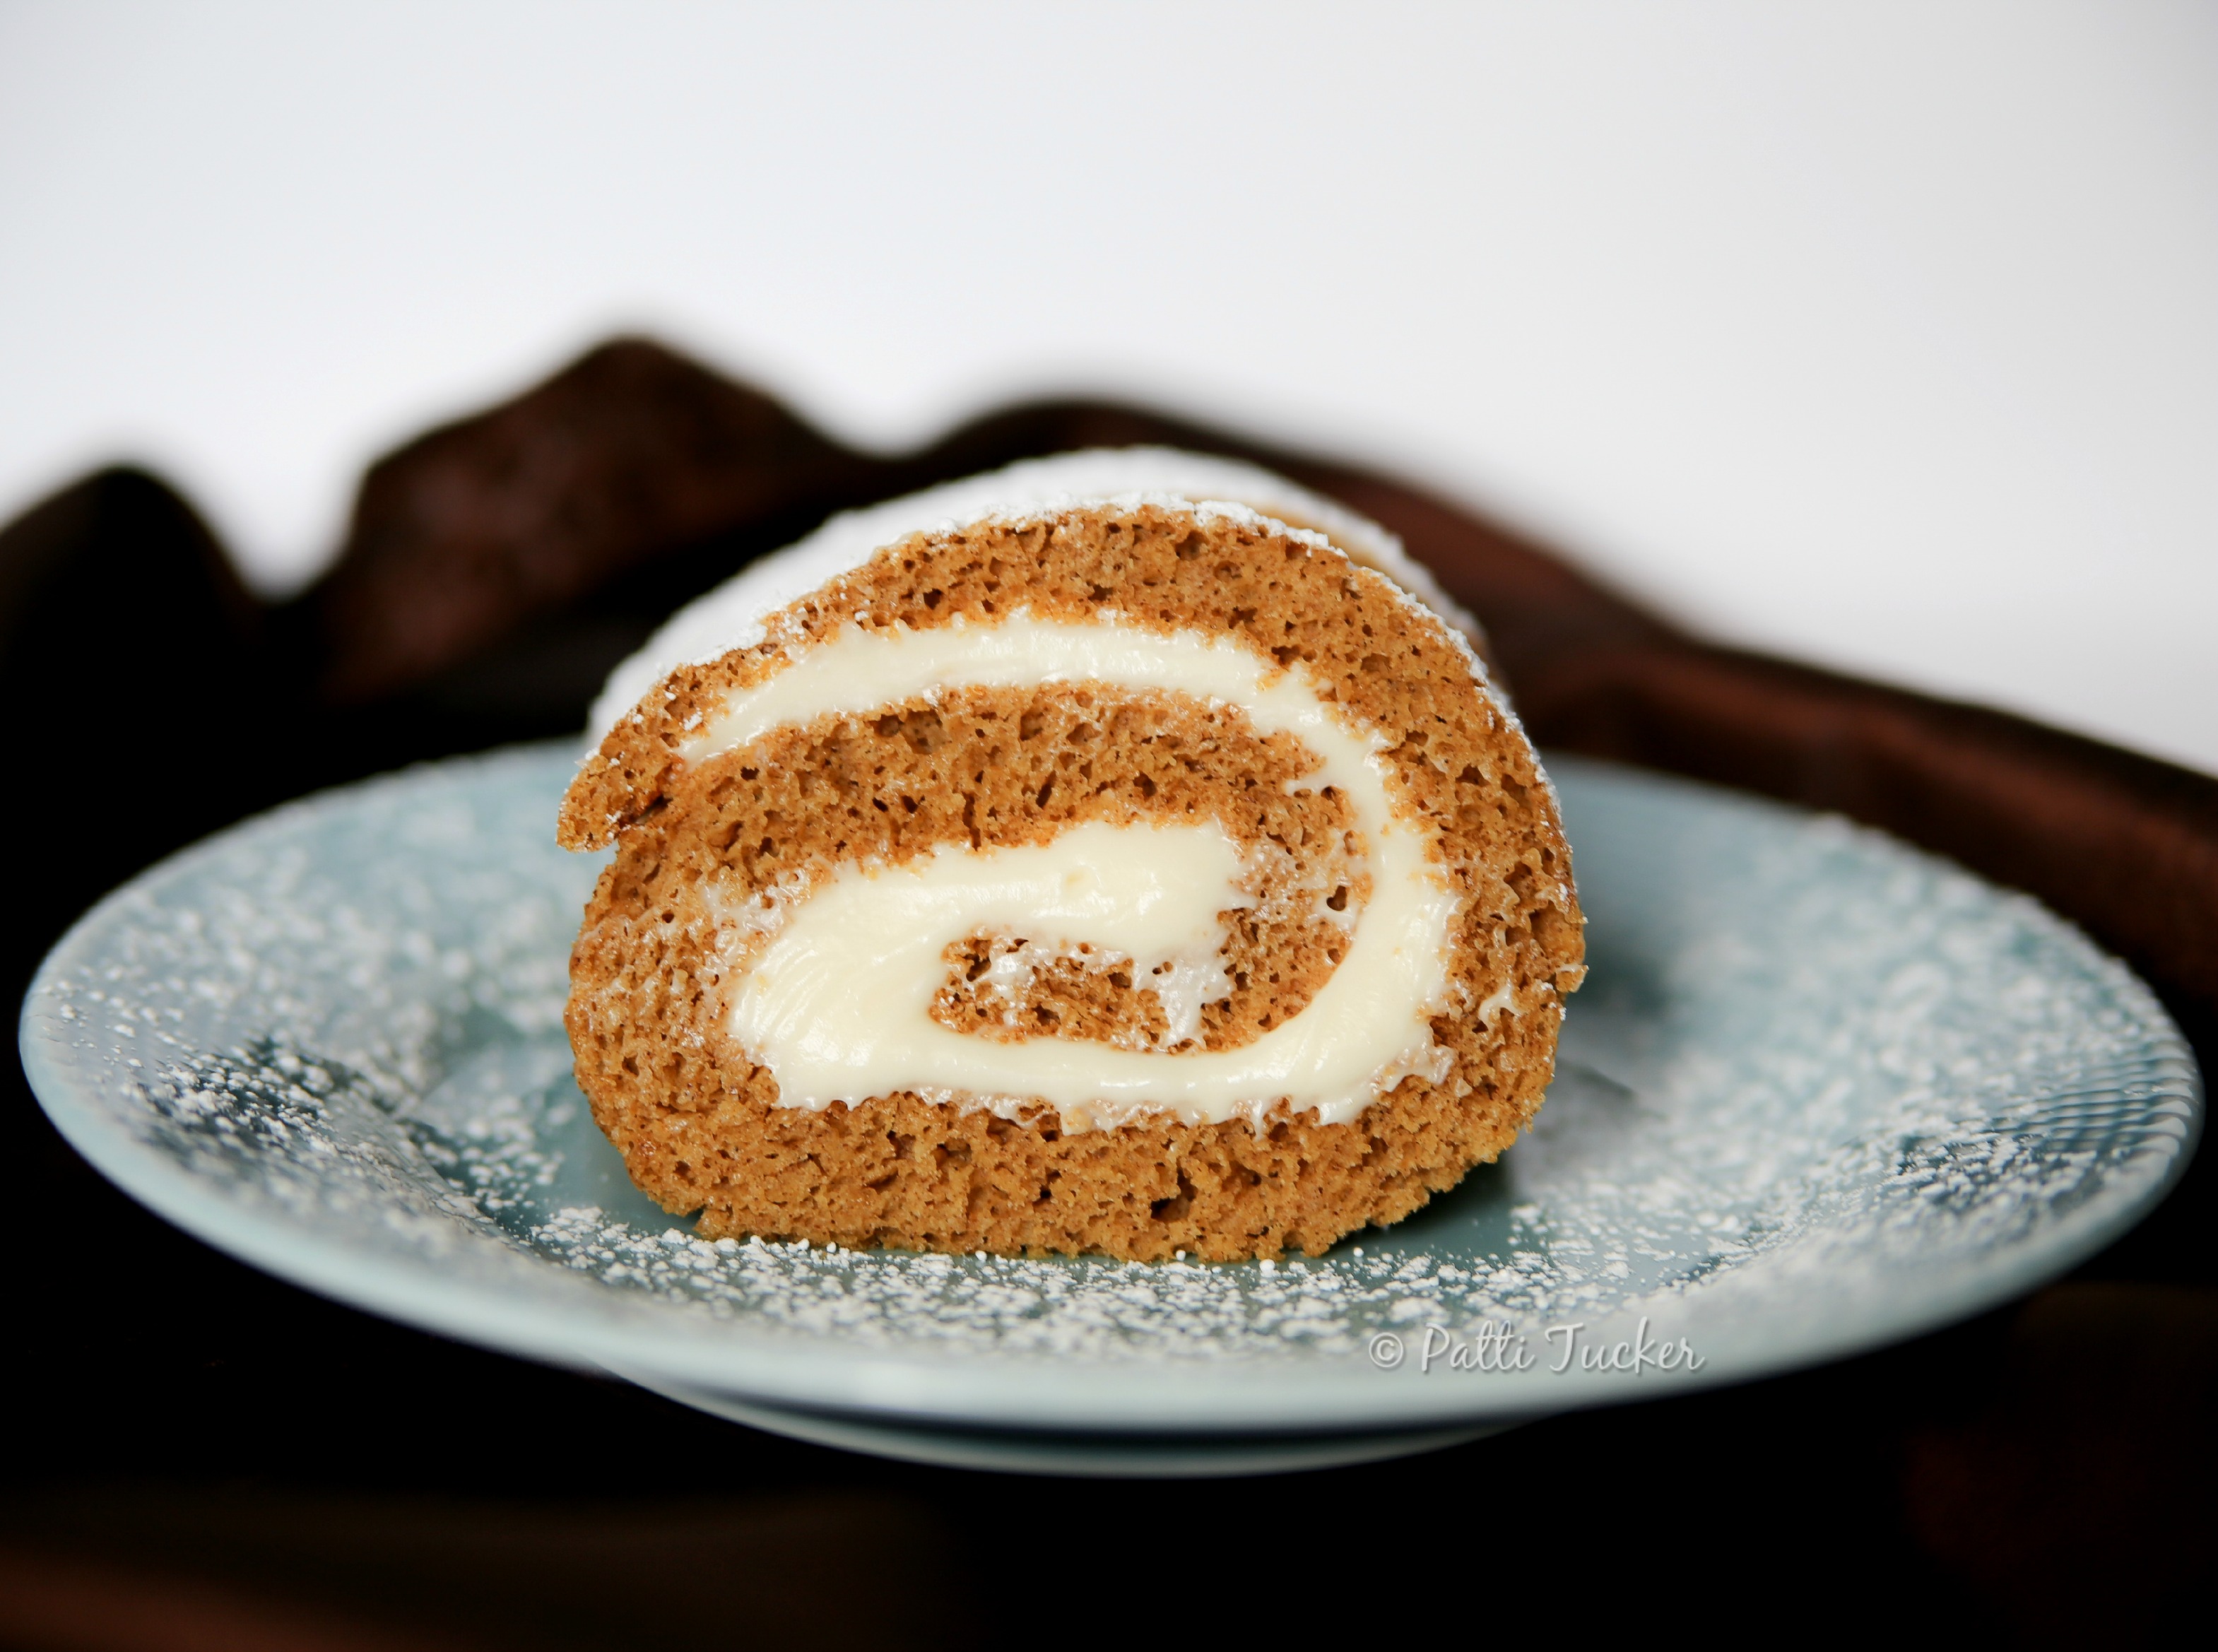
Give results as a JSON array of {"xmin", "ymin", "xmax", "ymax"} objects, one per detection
[{"xmin": 697, "ymin": 614, "xmax": 1462, "ymax": 1130}]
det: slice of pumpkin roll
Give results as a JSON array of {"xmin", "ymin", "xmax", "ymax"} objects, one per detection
[{"xmin": 559, "ymin": 448, "xmax": 1584, "ymax": 1261}]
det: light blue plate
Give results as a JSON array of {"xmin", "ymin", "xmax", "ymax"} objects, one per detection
[{"xmin": 20, "ymin": 746, "xmax": 2200, "ymax": 1475}]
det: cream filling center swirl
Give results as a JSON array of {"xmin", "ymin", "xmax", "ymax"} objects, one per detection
[{"xmin": 690, "ymin": 615, "xmax": 1460, "ymax": 1130}]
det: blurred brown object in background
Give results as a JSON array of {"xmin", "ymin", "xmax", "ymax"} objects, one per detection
[{"xmin": 315, "ymin": 342, "xmax": 866, "ymax": 706}]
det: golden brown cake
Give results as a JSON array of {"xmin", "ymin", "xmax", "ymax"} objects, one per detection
[{"xmin": 560, "ymin": 449, "xmax": 1583, "ymax": 1261}]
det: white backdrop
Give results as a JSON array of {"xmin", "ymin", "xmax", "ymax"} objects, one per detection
[{"xmin": 4, "ymin": 2, "xmax": 2214, "ymax": 770}]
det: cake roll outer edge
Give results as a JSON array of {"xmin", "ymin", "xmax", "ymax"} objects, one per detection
[{"xmin": 583, "ymin": 446, "xmax": 1514, "ymax": 756}]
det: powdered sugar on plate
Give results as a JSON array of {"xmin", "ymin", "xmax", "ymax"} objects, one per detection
[{"xmin": 20, "ymin": 745, "xmax": 2198, "ymax": 1426}]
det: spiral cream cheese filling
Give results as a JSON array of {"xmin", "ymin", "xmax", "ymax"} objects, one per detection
[{"xmin": 692, "ymin": 614, "xmax": 1462, "ymax": 1131}]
